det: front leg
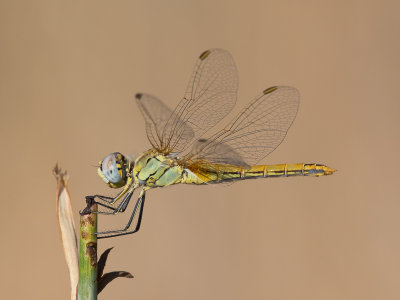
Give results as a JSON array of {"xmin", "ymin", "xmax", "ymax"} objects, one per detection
[
  {"xmin": 92, "ymin": 182, "xmax": 133, "ymax": 205},
  {"xmin": 83, "ymin": 181, "xmax": 138, "ymax": 213},
  {"xmin": 94, "ymin": 189, "xmax": 135, "ymax": 215}
]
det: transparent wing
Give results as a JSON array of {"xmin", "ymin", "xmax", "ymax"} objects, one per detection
[
  {"xmin": 135, "ymin": 93, "xmax": 194, "ymax": 152},
  {"xmin": 190, "ymin": 138, "xmax": 249, "ymax": 167},
  {"xmin": 136, "ymin": 49, "xmax": 238, "ymax": 155},
  {"xmin": 183, "ymin": 86, "xmax": 300, "ymax": 167}
]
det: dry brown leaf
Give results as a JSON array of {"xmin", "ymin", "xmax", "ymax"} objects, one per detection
[{"xmin": 54, "ymin": 164, "xmax": 79, "ymax": 300}]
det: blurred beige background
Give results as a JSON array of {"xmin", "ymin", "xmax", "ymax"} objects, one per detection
[{"xmin": 1, "ymin": 1, "xmax": 399, "ymax": 299}]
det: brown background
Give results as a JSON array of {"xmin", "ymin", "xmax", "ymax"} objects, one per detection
[{"xmin": 1, "ymin": 1, "xmax": 399, "ymax": 299}]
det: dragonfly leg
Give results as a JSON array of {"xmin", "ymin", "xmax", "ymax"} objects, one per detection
[
  {"xmin": 95, "ymin": 189, "xmax": 147, "ymax": 239},
  {"xmin": 91, "ymin": 181, "xmax": 137, "ymax": 206},
  {"xmin": 92, "ymin": 194, "xmax": 114, "ymax": 202},
  {"xmin": 83, "ymin": 183, "xmax": 138, "ymax": 214},
  {"xmin": 91, "ymin": 191, "xmax": 125, "ymax": 205},
  {"xmin": 94, "ymin": 190, "xmax": 134, "ymax": 215}
]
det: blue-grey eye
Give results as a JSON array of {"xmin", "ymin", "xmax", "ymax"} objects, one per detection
[{"xmin": 101, "ymin": 154, "xmax": 122, "ymax": 184}]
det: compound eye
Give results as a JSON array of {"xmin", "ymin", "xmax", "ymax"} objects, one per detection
[{"xmin": 101, "ymin": 154, "xmax": 122, "ymax": 184}]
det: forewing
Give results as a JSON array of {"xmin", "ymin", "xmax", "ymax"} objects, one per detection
[
  {"xmin": 162, "ymin": 49, "xmax": 238, "ymax": 154},
  {"xmin": 135, "ymin": 93, "xmax": 194, "ymax": 152},
  {"xmin": 183, "ymin": 86, "xmax": 300, "ymax": 166}
]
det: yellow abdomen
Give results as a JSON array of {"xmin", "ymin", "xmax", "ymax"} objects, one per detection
[{"xmin": 182, "ymin": 163, "xmax": 336, "ymax": 184}]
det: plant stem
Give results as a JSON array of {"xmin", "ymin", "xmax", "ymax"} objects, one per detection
[{"xmin": 78, "ymin": 199, "xmax": 98, "ymax": 300}]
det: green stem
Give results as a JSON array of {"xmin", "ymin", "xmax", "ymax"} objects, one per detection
[{"xmin": 78, "ymin": 202, "xmax": 98, "ymax": 300}]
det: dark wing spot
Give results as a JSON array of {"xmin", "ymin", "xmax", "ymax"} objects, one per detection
[
  {"xmin": 199, "ymin": 50, "xmax": 211, "ymax": 60},
  {"xmin": 135, "ymin": 93, "xmax": 142, "ymax": 99},
  {"xmin": 263, "ymin": 86, "xmax": 278, "ymax": 95}
]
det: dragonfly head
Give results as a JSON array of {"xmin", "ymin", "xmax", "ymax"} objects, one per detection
[{"xmin": 97, "ymin": 152, "xmax": 129, "ymax": 188}]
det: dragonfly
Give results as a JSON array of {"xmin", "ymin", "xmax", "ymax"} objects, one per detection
[{"xmin": 90, "ymin": 49, "xmax": 336, "ymax": 239}]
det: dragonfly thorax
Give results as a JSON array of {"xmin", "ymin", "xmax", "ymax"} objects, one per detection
[{"xmin": 98, "ymin": 152, "xmax": 130, "ymax": 188}]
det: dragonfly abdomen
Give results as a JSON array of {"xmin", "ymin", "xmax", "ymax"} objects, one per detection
[
  {"xmin": 217, "ymin": 163, "xmax": 335, "ymax": 183},
  {"xmin": 182, "ymin": 163, "xmax": 335, "ymax": 185},
  {"xmin": 257, "ymin": 163, "xmax": 336, "ymax": 178}
]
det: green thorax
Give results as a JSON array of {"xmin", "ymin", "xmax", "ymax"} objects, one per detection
[{"xmin": 133, "ymin": 150, "xmax": 184, "ymax": 188}]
